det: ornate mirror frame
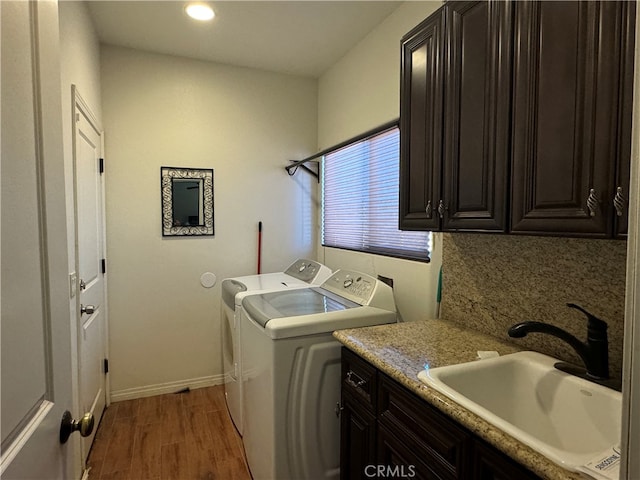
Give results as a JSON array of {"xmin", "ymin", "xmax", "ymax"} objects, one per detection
[{"xmin": 161, "ymin": 166, "xmax": 214, "ymax": 236}]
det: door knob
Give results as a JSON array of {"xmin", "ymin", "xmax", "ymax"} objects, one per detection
[
  {"xmin": 59, "ymin": 410, "xmax": 95, "ymax": 444},
  {"xmin": 80, "ymin": 304, "xmax": 95, "ymax": 315}
]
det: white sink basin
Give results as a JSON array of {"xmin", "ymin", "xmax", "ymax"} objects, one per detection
[{"xmin": 417, "ymin": 351, "xmax": 621, "ymax": 472}]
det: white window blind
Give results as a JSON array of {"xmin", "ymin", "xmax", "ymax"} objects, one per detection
[{"xmin": 322, "ymin": 127, "xmax": 431, "ymax": 261}]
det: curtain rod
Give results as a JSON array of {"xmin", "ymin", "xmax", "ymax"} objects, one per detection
[{"xmin": 285, "ymin": 118, "xmax": 399, "ymax": 177}]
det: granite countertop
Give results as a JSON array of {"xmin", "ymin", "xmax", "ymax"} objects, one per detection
[{"xmin": 333, "ymin": 319, "xmax": 583, "ymax": 480}]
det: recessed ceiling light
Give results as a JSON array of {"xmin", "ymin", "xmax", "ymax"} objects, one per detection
[{"xmin": 185, "ymin": 3, "xmax": 215, "ymax": 21}]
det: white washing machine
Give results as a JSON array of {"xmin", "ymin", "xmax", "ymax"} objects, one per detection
[
  {"xmin": 221, "ymin": 258, "xmax": 332, "ymax": 436},
  {"xmin": 240, "ymin": 269, "xmax": 397, "ymax": 480}
]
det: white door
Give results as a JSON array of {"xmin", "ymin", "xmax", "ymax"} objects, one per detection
[
  {"xmin": 73, "ymin": 89, "xmax": 107, "ymax": 465},
  {"xmin": 1, "ymin": 1, "xmax": 83, "ymax": 478}
]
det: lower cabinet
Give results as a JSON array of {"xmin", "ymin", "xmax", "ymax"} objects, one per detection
[
  {"xmin": 471, "ymin": 440, "xmax": 541, "ymax": 480},
  {"xmin": 377, "ymin": 424, "xmax": 438, "ymax": 479},
  {"xmin": 340, "ymin": 348, "xmax": 542, "ymax": 480},
  {"xmin": 340, "ymin": 391, "xmax": 377, "ymax": 480}
]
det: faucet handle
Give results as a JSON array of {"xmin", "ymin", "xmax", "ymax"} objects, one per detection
[{"xmin": 566, "ymin": 303, "xmax": 608, "ymax": 336}]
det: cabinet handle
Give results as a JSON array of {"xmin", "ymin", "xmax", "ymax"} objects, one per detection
[
  {"xmin": 437, "ymin": 200, "xmax": 446, "ymax": 219},
  {"xmin": 346, "ymin": 370, "xmax": 366, "ymax": 389},
  {"xmin": 425, "ymin": 201, "xmax": 432, "ymax": 218},
  {"xmin": 613, "ymin": 187, "xmax": 626, "ymax": 217},
  {"xmin": 587, "ymin": 189, "xmax": 599, "ymax": 217},
  {"xmin": 335, "ymin": 402, "xmax": 344, "ymax": 418}
]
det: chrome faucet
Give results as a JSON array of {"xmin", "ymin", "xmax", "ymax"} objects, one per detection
[{"xmin": 508, "ymin": 303, "xmax": 609, "ymax": 380}]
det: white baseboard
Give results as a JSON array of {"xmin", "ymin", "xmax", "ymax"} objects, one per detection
[{"xmin": 109, "ymin": 374, "xmax": 224, "ymax": 402}]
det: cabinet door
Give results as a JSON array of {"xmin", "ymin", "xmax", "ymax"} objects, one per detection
[
  {"xmin": 511, "ymin": 1, "xmax": 625, "ymax": 236},
  {"xmin": 377, "ymin": 424, "xmax": 443, "ymax": 479},
  {"xmin": 613, "ymin": 0, "xmax": 636, "ymax": 238},
  {"xmin": 378, "ymin": 374, "xmax": 470, "ymax": 479},
  {"xmin": 472, "ymin": 440, "xmax": 542, "ymax": 480},
  {"xmin": 340, "ymin": 392, "xmax": 376, "ymax": 480},
  {"xmin": 442, "ymin": 1, "xmax": 512, "ymax": 232},
  {"xmin": 399, "ymin": 8, "xmax": 445, "ymax": 231}
]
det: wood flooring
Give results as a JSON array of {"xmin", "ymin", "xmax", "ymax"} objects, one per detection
[{"xmin": 87, "ymin": 385, "xmax": 251, "ymax": 480}]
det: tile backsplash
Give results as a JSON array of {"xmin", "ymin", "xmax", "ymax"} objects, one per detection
[{"xmin": 440, "ymin": 233, "xmax": 627, "ymax": 381}]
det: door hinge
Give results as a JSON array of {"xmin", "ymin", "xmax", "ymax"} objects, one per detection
[
  {"xmin": 103, "ymin": 358, "xmax": 109, "ymax": 374},
  {"xmin": 99, "ymin": 158, "xmax": 104, "ymax": 174},
  {"xmin": 101, "ymin": 258, "xmax": 106, "ymax": 274}
]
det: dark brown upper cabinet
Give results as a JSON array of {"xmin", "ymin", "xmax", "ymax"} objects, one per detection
[
  {"xmin": 443, "ymin": 1, "xmax": 513, "ymax": 232},
  {"xmin": 615, "ymin": 1, "xmax": 636, "ymax": 237},
  {"xmin": 400, "ymin": 1, "xmax": 513, "ymax": 232},
  {"xmin": 511, "ymin": 1, "xmax": 636, "ymax": 238},
  {"xmin": 399, "ymin": 0, "xmax": 635, "ymax": 239},
  {"xmin": 399, "ymin": 8, "xmax": 445, "ymax": 232}
]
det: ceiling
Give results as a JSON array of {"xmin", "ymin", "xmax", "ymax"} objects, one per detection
[{"xmin": 86, "ymin": 1, "xmax": 402, "ymax": 78}]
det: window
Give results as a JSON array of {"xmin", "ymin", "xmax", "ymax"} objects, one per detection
[{"xmin": 322, "ymin": 126, "xmax": 431, "ymax": 261}]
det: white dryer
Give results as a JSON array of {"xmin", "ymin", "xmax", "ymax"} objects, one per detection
[
  {"xmin": 240, "ymin": 270, "xmax": 397, "ymax": 480},
  {"xmin": 221, "ymin": 258, "xmax": 332, "ymax": 436}
]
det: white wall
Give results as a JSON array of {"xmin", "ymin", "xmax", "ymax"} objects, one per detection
[
  {"xmin": 101, "ymin": 46, "xmax": 318, "ymax": 397},
  {"xmin": 59, "ymin": 2, "xmax": 102, "ymax": 125},
  {"xmin": 317, "ymin": 1, "xmax": 443, "ymax": 323}
]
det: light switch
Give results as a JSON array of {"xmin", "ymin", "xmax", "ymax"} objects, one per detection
[{"xmin": 69, "ymin": 272, "xmax": 77, "ymax": 298}]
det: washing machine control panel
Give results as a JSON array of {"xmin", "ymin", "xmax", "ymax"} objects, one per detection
[
  {"xmin": 322, "ymin": 270, "xmax": 377, "ymax": 305},
  {"xmin": 285, "ymin": 259, "xmax": 323, "ymax": 283}
]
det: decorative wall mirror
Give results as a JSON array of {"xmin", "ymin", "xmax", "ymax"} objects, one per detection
[{"xmin": 161, "ymin": 166, "xmax": 214, "ymax": 236}]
